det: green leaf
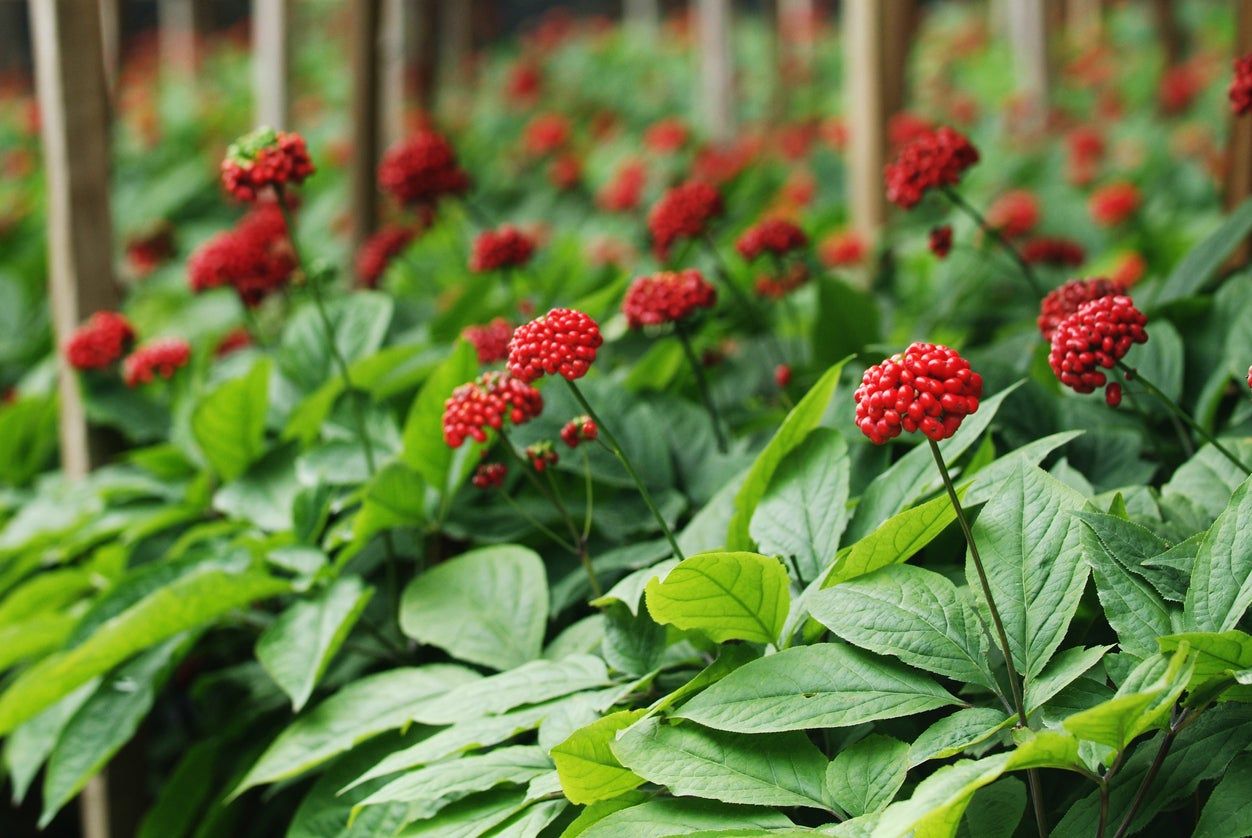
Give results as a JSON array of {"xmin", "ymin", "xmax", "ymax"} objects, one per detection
[
  {"xmin": 1159, "ymin": 630, "xmax": 1252, "ymax": 685},
  {"xmin": 813, "ymin": 278, "xmax": 880, "ymax": 365},
  {"xmin": 398, "ymin": 787, "xmax": 527, "ymax": 837},
  {"xmin": 1193, "ymin": 752, "xmax": 1252, "ymax": 838},
  {"xmin": 823, "ymin": 489, "xmax": 960, "ymax": 588},
  {"xmin": 410, "ymin": 656, "xmax": 611, "ymax": 725},
  {"xmin": 612, "ymin": 717, "xmax": 832, "ymax": 811},
  {"xmin": 1184, "ymin": 475, "xmax": 1252, "ymax": 632},
  {"xmin": 908, "ymin": 708, "xmax": 1011, "ymax": 768},
  {"xmin": 4, "ymin": 681, "xmax": 97, "ymax": 803},
  {"xmin": 0, "ymin": 395, "xmax": 58, "ymax": 486},
  {"xmin": 574, "ymin": 798, "xmax": 793, "ymax": 838},
  {"xmin": 552, "ymin": 710, "xmax": 646, "ymax": 804},
  {"xmin": 968, "ymin": 464, "xmax": 1086, "ymax": 679},
  {"xmin": 1025, "ymin": 645, "xmax": 1111, "ymax": 714},
  {"xmin": 676, "ymin": 643, "xmax": 959, "ymax": 733},
  {"xmin": 1148, "ymin": 196, "xmax": 1252, "ymax": 308},
  {"xmin": 825, "ymin": 734, "xmax": 908, "ymax": 817},
  {"xmin": 809, "ymin": 564, "xmax": 995, "ymax": 689},
  {"xmin": 749, "ymin": 428, "xmax": 851, "ymax": 584},
  {"xmin": 191, "ymin": 358, "xmax": 270, "ymax": 481},
  {"xmin": 135, "ymin": 738, "xmax": 224, "ymax": 838},
  {"xmin": 400, "ymin": 544, "xmax": 547, "ymax": 671},
  {"xmin": 400, "ymin": 340, "xmax": 478, "ymax": 494},
  {"xmin": 355, "ymin": 463, "xmax": 426, "ymax": 541},
  {"xmin": 280, "ymin": 292, "xmax": 394, "ymax": 392},
  {"xmin": 1077, "ymin": 513, "xmax": 1175, "ymax": 659},
  {"xmin": 957, "ymin": 778, "xmax": 1025, "ymax": 838},
  {"xmin": 233, "ymin": 664, "xmax": 479, "ymax": 794},
  {"xmin": 643, "ymin": 551, "xmax": 790, "ymax": 645},
  {"xmin": 257, "ymin": 575, "xmax": 373, "ymax": 711},
  {"xmin": 213, "ymin": 443, "xmax": 301, "ymax": 532},
  {"xmin": 1062, "ymin": 648, "xmax": 1193, "ymax": 753},
  {"xmin": 0, "ymin": 568, "xmax": 289, "ymax": 735},
  {"xmin": 727, "ymin": 360, "xmax": 848, "ymax": 550}
]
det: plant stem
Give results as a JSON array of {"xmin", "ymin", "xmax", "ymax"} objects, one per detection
[
  {"xmin": 497, "ymin": 430, "xmax": 582, "ymax": 546},
  {"xmin": 1118, "ymin": 362, "xmax": 1251, "ymax": 474},
  {"xmin": 542, "ymin": 467, "xmax": 600, "ymax": 596},
  {"xmin": 565, "ymin": 379, "xmax": 685, "ymax": 561},
  {"xmin": 581, "ymin": 448, "xmax": 594, "ymax": 541},
  {"xmin": 497, "ymin": 490, "xmax": 577, "ymax": 553},
  {"xmin": 928, "ymin": 438, "xmax": 1048, "ymax": 837},
  {"xmin": 701, "ymin": 233, "xmax": 788, "ymax": 366},
  {"xmin": 674, "ymin": 321, "xmax": 728, "ymax": 453},
  {"xmin": 1111, "ymin": 712, "xmax": 1187, "ymax": 838},
  {"xmin": 942, "ymin": 187, "xmax": 1044, "ymax": 297}
]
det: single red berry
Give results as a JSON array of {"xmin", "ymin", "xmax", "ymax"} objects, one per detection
[
  {"xmin": 622, "ymin": 269, "xmax": 717, "ymax": 328},
  {"xmin": 647, "ymin": 180, "xmax": 724, "ymax": 261},
  {"xmin": 1037, "ymin": 277, "xmax": 1123, "ymax": 341},
  {"xmin": 854, "ymin": 343, "xmax": 983, "ymax": 445},
  {"xmin": 1246, "ymin": 365, "xmax": 1252, "ymax": 389},
  {"xmin": 929, "ymin": 225, "xmax": 953, "ymax": 259},
  {"xmin": 774, "ymin": 363, "xmax": 792, "ymax": 389},
  {"xmin": 560, "ymin": 415, "xmax": 598, "ymax": 448},
  {"xmin": 1089, "ymin": 182, "xmax": 1140, "ymax": 227},
  {"xmin": 1105, "ymin": 382, "xmax": 1123, "ymax": 407},
  {"xmin": 356, "ymin": 225, "xmax": 418, "ymax": 288},
  {"xmin": 65, "ymin": 311, "xmax": 135, "ymax": 371},
  {"xmin": 883, "ymin": 125, "xmax": 980, "ymax": 210},
  {"xmin": 735, "ymin": 218, "xmax": 808, "ymax": 262},
  {"xmin": 378, "ymin": 129, "xmax": 470, "ymax": 208},
  {"xmin": 220, "ymin": 127, "xmax": 315, "ymax": 202},
  {"xmin": 462, "ymin": 318, "xmax": 514, "ymax": 365},
  {"xmin": 122, "ymin": 338, "xmax": 191, "ymax": 387},
  {"xmin": 1231, "ymin": 53, "xmax": 1252, "ymax": 116},
  {"xmin": 1021, "ymin": 237, "xmax": 1086, "ymax": 268},
  {"xmin": 507, "ymin": 308, "xmax": 602, "ymax": 383},
  {"xmin": 470, "ymin": 225, "xmax": 536, "ymax": 273},
  {"xmin": 525, "ymin": 441, "xmax": 559, "ymax": 472},
  {"xmin": 1048, "ymin": 295, "xmax": 1148, "ymax": 395},
  {"xmin": 441, "ymin": 372, "xmax": 544, "ymax": 448},
  {"xmin": 472, "ymin": 462, "xmax": 507, "ymax": 489}
]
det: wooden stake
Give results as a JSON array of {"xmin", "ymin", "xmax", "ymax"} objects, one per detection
[
  {"xmin": 625, "ymin": 0, "xmax": 660, "ymax": 43},
  {"xmin": 1065, "ymin": 0, "xmax": 1102, "ymax": 49},
  {"xmin": 158, "ymin": 0, "xmax": 196, "ymax": 79},
  {"xmin": 437, "ymin": 0, "xmax": 472, "ymax": 117},
  {"xmin": 414, "ymin": 0, "xmax": 439, "ymax": 114},
  {"xmin": 1006, "ymin": 0, "xmax": 1050, "ymax": 133},
  {"xmin": 351, "ymin": 0, "xmax": 382, "ymax": 254},
  {"xmin": 697, "ymin": 0, "xmax": 734, "ymax": 143},
  {"xmin": 1153, "ymin": 0, "xmax": 1185, "ymax": 68},
  {"xmin": 99, "ymin": 0, "xmax": 120, "ymax": 102},
  {"xmin": 253, "ymin": 0, "xmax": 291, "ymax": 129},
  {"xmin": 381, "ymin": 0, "xmax": 408, "ymax": 149}
]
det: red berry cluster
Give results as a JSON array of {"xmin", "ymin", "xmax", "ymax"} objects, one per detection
[
  {"xmin": 929, "ymin": 225, "xmax": 953, "ymax": 259},
  {"xmin": 378, "ymin": 129, "xmax": 470, "ymax": 208},
  {"xmin": 854, "ymin": 343, "xmax": 983, "ymax": 445},
  {"xmin": 1231, "ymin": 53, "xmax": 1252, "ymax": 116},
  {"xmin": 472, "ymin": 462, "xmax": 507, "ymax": 489},
  {"xmin": 125, "ymin": 224, "xmax": 175, "ymax": 278},
  {"xmin": 507, "ymin": 308, "xmax": 602, "ymax": 383},
  {"xmin": 462, "ymin": 318, "xmax": 514, "ymax": 364},
  {"xmin": 441, "ymin": 371, "xmax": 544, "ymax": 448},
  {"xmin": 819, "ymin": 230, "xmax": 867, "ymax": 267},
  {"xmin": 1021, "ymin": 237, "xmax": 1086, "ymax": 267},
  {"xmin": 735, "ymin": 218, "xmax": 807, "ymax": 261},
  {"xmin": 122, "ymin": 338, "xmax": 191, "ymax": 387},
  {"xmin": 986, "ymin": 189, "xmax": 1040, "ymax": 238},
  {"xmin": 647, "ymin": 180, "xmax": 724, "ymax": 260},
  {"xmin": 470, "ymin": 225, "xmax": 536, "ymax": 273},
  {"xmin": 1037, "ymin": 277, "xmax": 1123, "ymax": 341},
  {"xmin": 356, "ymin": 225, "xmax": 417, "ymax": 288},
  {"xmin": 523, "ymin": 113, "xmax": 571, "ymax": 157},
  {"xmin": 560, "ymin": 415, "xmax": 598, "ymax": 448},
  {"xmin": 883, "ymin": 126, "xmax": 980, "ymax": 209},
  {"xmin": 644, "ymin": 118, "xmax": 689, "ymax": 153},
  {"xmin": 1048, "ymin": 295, "xmax": 1148, "ymax": 397},
  {"xmin": 188, "ymin": 204, "xmax": 295, "ymax": 307},
  {"xmin": 526, "ymin": 441, "xmax": 559, "ymax": 472},
  {"xmin": 755, "ymin": 263, "xmax": 809, "ymax": 299},
  {"xmin": 1089, "ymin": 182, "xmax": 1140, "ymax": 227},
  {"xmin": 215, "ymin": 328, "xmax": 252, "ymax": 358},
  {"xmin": 220, "ymin": 128, "xmax": 314, "ymax": 203},
  {"xmin": 597, "ymin": 160, "xmax": 647, "ymax": 213},
  {"xmin": 622, "ymin": 269, "xmax": 717, "ymax": 328},
  {"xmin": 548, "ymin": 154, "xmax": 582, "ymax": 191},
  {"xmin": 65, "ymin": 311, "xmax": 135, "ymax": 371}
]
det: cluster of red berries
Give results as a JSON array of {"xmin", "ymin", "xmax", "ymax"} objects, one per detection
[
  {"xmin": 1231, "ymin": 53, "xmax": 1252, "ymax": 116},
  {"xmin": 122, "ymin": 338, "xmax": 192, "ymax": 388},
  {"xmin": 560, "ymin": 415, "xmax": 598, "ymax": 448},
  {"xmin": 1047, "ymin": 295, "xmax": 1148, "ymax": 397},
  {"xmin": 472, "ymin": 462, "xmax": 507, "ymax": 489},
  {"xmin": 548, "ymin": 154, "xmax": 582, "ymax": 191},
  {"xmin": 854, "ymin": 343, "xmax": 983, "ymax": 444},
  {"xmin": 220, "ymin": 128, "xmax": 314, "ymax": 203},
  {"xmin": 442, "ymin": 371, "xmax": 544, "ymax": 448},
  {"xmin": 1066, "ymin": 125, "xmax": 1104, "ymax": 186},
  {"xmin": 735, "ymin": 218, "xmax": 807, "ymax": 261},
  {"xmin": 188, "ymin": 204, "xmax": 295, "ymax": 307},
  {"xmin": 1021, "ymin": 237, "xmax": 1086, "ymax": 267},
  {"xmin": 1037, "ymin": 277, "xmax": 1123, "ymax": 341},
  {"xmin": 986, "ymin": 190, "xmax": 1040, "ymax": 238},
  {"xmin": 622, "ymin": 269, "xmax": 717, "ymax": 328},
  {"xmin": 648, "ymin": 180, "xmax": 724, "ymax": 260},
  {"xmin": 644, "ymin": 118, "xmax": 689, "ymax": 153},
  {"xmin": 65, "ymin": 311, "xmax": 135, "ymax": 371},
  {"xmin": 356, "ymin": 225, "xmax": 417, "ymax": 288},
  {"xmin": 462, "ymin": 318, "xmax": 514, "ymax": 364},
  {"xmin": 507, "ymin": 308, "xmax": 602, "ymax": 383},
  {"xmin": 597, "ymin": 160, "xmax": 647, "ymax": 213},
  {"xmin": 215, "ymin": 328, "xmax": 252, "ymax": 358},
  {"xmin": 818, "ymin": 230, "xmax": 867, "ymax": 267},
  {"xmin": 1089, "ymin": 182, "xmax": 1140, "ymax": 227},
  {"xmin": 755, "ymin": 264, "xmax": 809, "ymax": 299},
  {"xmin": 526, "ymin": 441, "xmax": 559, "ymax": 472},
  {"xmin": 378, "ymin": 129, "xmax": 470, "ymax": 208},
  {"xmin": 929, "ymin": 226, "xmax": 953, "ymax": 259},
  {"xmin": 470, "ymin": 225, "xmax": 536, "ymax": 272},
  {"xmin": 523, "ymin": 113, "xmax": 571, "ymax": 157},
  {"xmin": 883, "ymin": 126, "xmax": 980, "ymax": 209},
  {"xmin": 125, "ymin": 224, "xmax": 175, "ymax": 278}
]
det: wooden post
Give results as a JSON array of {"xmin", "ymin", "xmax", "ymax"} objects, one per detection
[
  {"xmin": 381, "ymin": 0, "xmax": 408, "ymax": 149},
  {"xmin": 697, "ymin": 0, "xmax": 734, "ymax": 143},
  {"xmin": 1005, "ymin": 0, "xmax": 1050, "ymax": 133},
  {"xmin": 437, "ymin": 0, "xmax": 472, "ymax": 117},
  {"xmin": 625, "ymin": 0, "xmax": 660, "ymax": 43},
  {"xmin": 99, "ymin": 0, "xmax": 120, "ymax": 102},
  {"xmin": 350, "ymin": 0, "xmax": 382, "ymax": 254},
  {"xmin": 158, "ymin": 0, "xmax": 197, "ymax": 79},
  {"xmin": 1153, "ymin": 0, "xmax": 1185, "ymax": 68},
  {"xmin": 779, "ymin": 0, "xmax": 815, "ymax": 69},
  {"xmin": 414, "ymin": 0, "xmax": 439, "ymax": 114},
  {"xmin": 1065, "ymin": 0, "xmax": 1102, "ymax": 49},
  {"xmin": 1228, "ymin": 1, "xmax": 1252, "ymax": 265},
  {"xmin": 252, "ymin": 0, "xmax": 290, "ymax": 128}
]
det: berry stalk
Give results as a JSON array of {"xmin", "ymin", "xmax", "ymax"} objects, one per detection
[
  {"xmin": 674, "ymin": 321, "xmax": 728, "ymax": 453},
  {"xmin": 942, "ymin": 187, "xmax": 1044, "ymax": 297}
]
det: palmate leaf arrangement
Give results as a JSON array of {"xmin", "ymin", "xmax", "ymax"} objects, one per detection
[{"xmin": 9, "ymin": 21, "xmax": 1252, "ymax": 838}]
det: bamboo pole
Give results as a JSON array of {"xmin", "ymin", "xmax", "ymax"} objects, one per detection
[{"xmin": 253, "ymin": 0, "xmax": 291, "ymax": 128}]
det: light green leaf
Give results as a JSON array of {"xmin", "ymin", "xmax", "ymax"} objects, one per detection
[
  {"xmin": 4, "ymin": 681, "xmax": 98, "ymax": 803},
  {"xmin": 397, "ymin": 787, "xmax": 527, "ymax": 837},
  {"xmin": 908, "ymin": 708, "xmax": 1011, "ymax": 768},
  {"xmin": 677, "ymin": 643, "xmax": 959, "ymax": 733},
  {"xmin": 1077, "ymin": 513, "xmax": 1174, "ymax": 659},
  {"xmin": 1148, "ymin": 196, "xmax": 1252, "ymax": 308},
  {"xmin": 233, "ymin": 664, "xmax": 479, "ymax": 794},
  {"xmin": 727, "ymin": 360, "xmax": 847, "ymax": 550},
  {"xmin": 1193, "ymin": 752, "xmax": 1252, "ymax": 838},
  {"xmin": 1159, "ymin": 630, "xmax": 1252, "ymax": 685},
  {"xmin": 825, "ymin": 734, "xmax": 908, "ymax": 817},
  {"xmin": 809, "ymin": 564, "xmax": 995, "ymax": 689},
  {"xmin": 191, "ymin": 358, "xmax": 270, "ymax": 481},
  {"xmin": 575, "ymin": 797, "xmax": 793, "ymax": 838},
  {"xmin": 280, "ymin": 292, "xmax": 393, "ymax": 392},
  {"xmin": 823, "ymin": 489, "xmax": 960, "ymax": 588},
  {"xmin": 401, "ymin": 340, "xmax": 478, "ymax": 493},
  {"xmin": 644, "ymin": 551, "xmax": 790, "ymax": 645},
  {"xmin": 749, "ymin": 428, "xmax": 851, "ymax": 584},
  {"xmin": 1184, "ymin": 475, "xmax": 1252, "ymax": 632},
  {"xmin": 356, "ymin": 745, "xmax": 551, "ymax": 818},
  {"xmin": 612, "ymin": 717, "xmax": 832, "ymax": 811},
  {"xmin": 257, "ymin": 575, "xmax": 373, "ymax": 711},
  {"xmin": 400, "ymin": 544, "xmax": 547, "ymax": 671},
  {"xmin": 1062, "ymin": 648, "xmax": 1193, "ymax": 753},
  {"xmin": 552, "ymin": 710, "xmax": 646, "ymax": 804},
  {"xmin": 411, "ymin": 655, "xmax": 611, "ymax": 725},
  {"xmin": 968, "ymin": 465, "xmax": 1086, "ymax": 678},
  {"xmin": 1025, "ymin": 645, "xmax": 1111, "ymax": 714}
]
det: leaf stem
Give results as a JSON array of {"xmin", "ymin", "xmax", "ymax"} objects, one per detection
[
  {"xmin": 674, "ymin": 321, "xmax": 728, "ymax": 453},
  {"xmin": 1111, "ymin": 710, "xmax": 1188, "ymax": 838},
  {"xmin": 942, "ymin": 187, "xmax": 1044, "ymax": 297}
]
